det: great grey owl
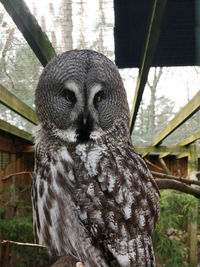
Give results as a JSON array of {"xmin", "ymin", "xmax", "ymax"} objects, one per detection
[{"xmin": 32, "ymin": 49, "xmax": 160, "ymax": 267}]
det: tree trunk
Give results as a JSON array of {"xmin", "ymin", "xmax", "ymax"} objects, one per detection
[
  {"xmin": 79, "ymin": 0, "xmax": 85, "ymax": 49},
  {"xmin": 98, "ymin": 0, "xmax": 105, "ymax": 53},
  {"xmin": 147, "ymin": 67, "xmax": 163, "ymax": 136},
  {"xmin": 49, "ymin": 2, "xmax": 58, "ymax": 52},
  {"xmin": 60, "ymin": 0, "xmax": 73, "ymax": 52}
]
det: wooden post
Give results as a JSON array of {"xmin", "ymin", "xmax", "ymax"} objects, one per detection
[{"xmin": 187, "ymin": 145, "xmax": 199, "ymax": 265}]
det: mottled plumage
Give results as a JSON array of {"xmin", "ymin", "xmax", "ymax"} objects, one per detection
[{"xmin": 32, "ymin": 50, "xmax": 160, "ymax": 267}]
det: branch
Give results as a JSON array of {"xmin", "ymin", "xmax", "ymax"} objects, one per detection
[
  {"xmin": 156, "ymin": 179, "xmax": 200, "ymax": 199},
  {"xmin": 1, "ymin": 27, "xmax": 16, "ymax": 89},
  {"xmin": 1, "ymin": 240, "xmax": 83, "ymax": 267},
  {"xmin": 152, "ymin": 171, "xmax": 200, "ymax": 186},
  {"xmin": 144, "ymin": 158, "xmax": 164, "ymax": 171},
  {"xmin": 1, "ymin": 240, "xmax": 45, "ymax": 248},
  {"xmin": 2, "ymin": 171, "xmax": 33, "ymax": 181},
  {"xmin": 158, "ymin": 158, "xmax": 172, "ymax": 175},
  {"xmin": 154, "ymin": 67, "xmax": 163, "ymax": 87}
]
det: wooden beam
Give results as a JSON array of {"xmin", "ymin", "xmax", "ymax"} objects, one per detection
[
  {"xmin": 0, "ymin": 119, "xmax": 34, "ymax": 142},
  {"xmin": 159, "ymin": 158, "xmax": 172, "ymax": 175},
  {"xmin": 187, "ymin": 145, "xmax": 199, "ymax": 265},
  {"xmin": 142, "ymin": 152, "xmax": 149, "ymax": 158},
  {"xmin": 0, "ymin": 84, "xmax": 38, "ymax": 125},
  {"xmin": 129, "ymin": 0, "xmax": 167, "ymax": 133},
  {"xmin": 0, "ymin": 131, "xmax": 32, "ymax": 152},
  {"xmin": 152, "ymin": 90, "xmax": 200, "ymax": 146},
  {"xmin": 177, "ymin": 129, "xmax": 200, "ymax": 146},
  {"xmin": 134, "ymin": 145, "xmax": 190, "ymax": 154},
  {"xmin": 22, "ymin": 145, "xmax": 34, "ymax": 152},
  {"xmin": 176, "ymin": 152, "xmax": 189, "ymax": 159},
  {"xmin": 159, "ymin": 152, "xmax": 171, "ymax": 158},
  {"xmin": 0, "ymin": 0, "xmax": 56, "ymax": 67}
]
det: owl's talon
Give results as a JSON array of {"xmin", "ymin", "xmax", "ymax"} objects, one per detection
[{"xmin": 76, "ymin": 262, "xmax": 85, "ymax": 267}]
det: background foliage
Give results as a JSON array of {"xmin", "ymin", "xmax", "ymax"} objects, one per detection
[
  {"xmin": 0, "ymin": 184, "xmax": 51, "ymax": 267},
  {"xmin": 153, "ymin": 190, "xmax": 199, "ymax": 266}
]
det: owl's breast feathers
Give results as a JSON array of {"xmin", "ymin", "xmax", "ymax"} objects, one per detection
[{"xmin": 33, "ymin": 138, "xmax": 159, "ymax": 267}]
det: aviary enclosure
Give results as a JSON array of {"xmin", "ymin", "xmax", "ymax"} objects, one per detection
[{"xmin": 0, "ymin": 0, "xmax": 200, "ymax": 266}]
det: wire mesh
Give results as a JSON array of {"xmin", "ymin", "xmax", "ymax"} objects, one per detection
[{"xmin": 132, "ymin": 66, "xmax": 200, "ymax": 146}]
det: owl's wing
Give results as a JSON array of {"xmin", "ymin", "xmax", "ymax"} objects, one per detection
[{"xmin": 75, "ymin": 144, "xmax": 159, "ymax": 267}]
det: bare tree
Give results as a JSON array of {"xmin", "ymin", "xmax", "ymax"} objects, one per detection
[
  {"xmin": 79, "ymin": 0, "xmax": 85, "ymax": 49},
  {"xmin": 49, "ymin": 2, "xmax": 58, "ymax": 52},
  {"xmin": 60, "ymin": 0, "xmax": 73, "ymax": 52},
  {"xmin": 1, "ymin": 27, "xmax": 15, "ymax": 89},
  {"xmin": 147, "ymin": 67, "xmax": 163, "ymax": 135},
  {"xmin": 41, "ymin": 15, "xmax": 46, "ymax": 32},
  {"xmin": 98, "ymin": 0, "xmax": 105, "ymax": 53}
]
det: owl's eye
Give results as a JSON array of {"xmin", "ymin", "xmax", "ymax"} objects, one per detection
[
  {"xmin": 63, "ymin": 89, "xmax": 77, "ymax": 104},
  {"xmin": 93, "ymin": 91, "xmax": 104, "ymax": 108}
]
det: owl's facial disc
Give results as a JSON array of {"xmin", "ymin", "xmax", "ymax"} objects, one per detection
[{"xmin": 35, "ymin": 50, "xmax": 130, "ymax": 144}]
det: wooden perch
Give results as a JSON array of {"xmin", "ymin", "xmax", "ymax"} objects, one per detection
[
  {"xmin": 158, "ymin": 158, "xmax": 172, "ymax": 175},
  {"xmin": 156, "ymin": 179, "xmax": 200, "ymax": 199},
  {"xmin": 2, "ymin": 171, "xmax": 33, "ymax": 181},
  {"xmin": 152, "ymin": 171, "xmax": 200, "ymax": 186},
  {"xmin": 1, "ymin": 240, "xmax": 45, "ymax": 248},
  {"xmin": 1, "ymin": 240, "xmax": 84, "ymax": 267},
  {"xmin": 144, "ymin": 158, "xmax": 164, "ymax": 171}
]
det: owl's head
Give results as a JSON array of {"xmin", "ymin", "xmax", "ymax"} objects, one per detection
[{"xmin": 35, "ymin": 50, "xmax": 130, "ymax": 143}]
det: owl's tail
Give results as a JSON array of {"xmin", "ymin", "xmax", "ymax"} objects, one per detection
[{"xmin": 108, "ymin": 234, "xmax": 155, "ymax": 267}]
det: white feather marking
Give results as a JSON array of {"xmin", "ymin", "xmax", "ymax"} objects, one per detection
[
  {"xmin": 123, "ymin": 205, "xmax": 132, "ymax": 220},
  {"xmin": 107, "ymin": 244, "xmax": 130, "ymax": 267},
  {"xmin": 51, "ymin": 147, "xmax": 75, "ymax": 183},
  {"xmin": 139, "ymin": 213, "xmax": 145, "ymax": 229},
  {"xmin": 107, "ymin": 176, "xmax": 115, "ymax": 192},
  {"xmin": 59, "ymin": 147, "xmax": 74, "ymax": 164},
  {"xmin": 97, "ymin": 175, "xmax": 104, "ymax": 183},
  {"xmin": 116, "ymin": 254, "xmax": 130, "ymax": 266},
  {"xmin": 137, "ymin": 235, "xmax": 145, "ymax": 251},
  {"xmin": 68, "ymin": 170, "xmax": 74, "ymax": 182},
  {"xmin": 128, "ymin": 240, "xmax": 136, "ymax": 259},
  {"xmin": 79, "ymin": 210, "xmax": 87, "ymax": 221},
  {"xmin": 76, "ymin": 144, "xmax": 103, "ymax": 176},
  {"xmin": 93, "ymin": 210, "xmax": 102, "ymax": 220},
  {"xmin": 88, "ymin": 83, "xmax": 102, "ymax": 106},
  {"xmin": 90, "ymin": 128, "xmax": 106, "ymax": 140},
  {"xmin": 55, "ymin": 127, "xmax": 77, "ymax": 143},
  {"xmin": 115, "ymin": 187, "xmax": 123, "ymax": 204},
  {"xmin": 76, "ymin": 143, "xmax": 87, "ymax": 161},
  {"xmin": 87, "ymin": 183, "xmax": 95, "ymax": 196},
  {"xmin": 120, "ymin": 224, "xmax": 127, "ymax": 238},
  {"xmin": 108, "ymin": 221, "xmax": 117, "ymax": 232},
  {"xmin": 49, "ymin": 202, "xmax": 61, "ymax": 252},
  {"xmin": 64, "ymin": 81, "xmax": 83, "ymax": 105}
]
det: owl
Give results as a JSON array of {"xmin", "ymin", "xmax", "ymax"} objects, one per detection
[{"xmin": 32, "ymin": 49, "xmax": 160, "ymax": 267}]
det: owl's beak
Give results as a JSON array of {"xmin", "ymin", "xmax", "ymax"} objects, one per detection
[{"xmin": 76, "ymin": 112, "xmax": 93, "ymax": 142}]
